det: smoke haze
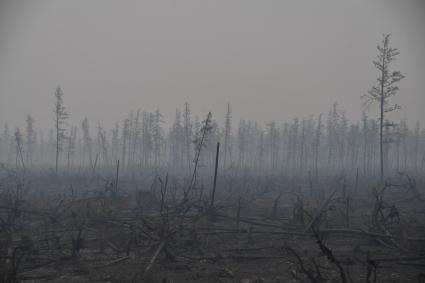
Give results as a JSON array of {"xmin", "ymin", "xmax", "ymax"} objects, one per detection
[{"xmin": 0, "ymin": 0, "xmax": 424, "ymax": 130}]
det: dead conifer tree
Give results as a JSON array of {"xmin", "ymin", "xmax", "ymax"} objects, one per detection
[
  {"xmin": 25, "ymin": 115, "xmax": 36, "ymax": 168},
  {"xmin": 363, "ymin": 34, "xmax": 404, "ymax": 182},
  {"xmin": 81, "ymin": 117, "xmax": 93, "ymax": 168},
  {"xmin": 53, "ymin": 86, "xmax": 68, "ymax": 174},
  {"xmin": 14, "ymin": 128, "xmax": 26, "ymax": 172},
  {"xmin": 189, "ymin": 112, "xmax": 212, "ymax": 193},
  {"xmin": 223, "ymin": 103, "xmax": 232, "ymax": 169}
]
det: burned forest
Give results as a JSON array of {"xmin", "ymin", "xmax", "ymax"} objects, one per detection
[{"xmin": 1, "ymin": 1, "xmax": 425, "ymax": 282}]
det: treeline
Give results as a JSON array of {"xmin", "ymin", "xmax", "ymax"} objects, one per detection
[
  {"xmin": 0, "ymin": 99, "xmax": 424, "ymax": 178},
  {"xmin": 1, "ymin": 34, "xmax": 417, "ymax": 180}
]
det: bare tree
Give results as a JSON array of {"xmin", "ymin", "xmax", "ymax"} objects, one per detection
[
  {"xmin": 347, "ymin": 123, "xmax": 360, "ymax": 170},
  {"xmin": 313, "ymin": 114, "xmax": 323, "ymax": 179},
  {"xmin": 152, "ymin": 109, "xmax": 164, "ymax": 172},
  {"xmin": 190, "ymin": 112, "xmax": 212, "ymax": 190},
  {"xmin": 67, "ymin": 126, "xmax": 77, "ymax": 170},
  {"xmin": 414, "ymin": 121, "xmax": 420, "ymax": 171},
  {"xmin": 129, "ymin": 110, "xmax": 141, "ymax": 168},
  {"xmin": 363, "ymin": 34, "xmax": 405, "ymax": 181},
  {"xmin": 361, "ymin": 111, "xmax": 369, "ymax": 174},
  {"xmin": 121, "ymin": 118, "xmax": 130, "ymax": 170},
  {"xmin": 223, "ymin": 103, "xmax": 232, "ymax": 169},
  {"xmin": 289, "ymin": 118, "xmax": 299, "ymax": 171},
  {"xmin": 237, "ymin": 120, "xmax": 247, "ymax": 168},
  {"xmin": 111, "ymin": 122, "xmax": 120, "ymax": 166},
  {"xmin": 14, "ymin": 128, "xmax": 26, "ymax": 172},
  {"xmin": 266, "ymin": 121, "xmax": 279, "ymax": 171},
  {"xmin": 81, "ymin": 117, "xmax": 93, "ymax": 168},
  {"xmin": 299, "ymin": 119, "xmax": 306, "ymax": 171},
  {"xmin": 96, "ymin": 122, "xmax": 108, "ymax": 168},
  {"xmin": 183, "ymin": 102, "xmax": 192, "ymax": 171},
  {"xmin": 141, "ymin": 112, "xmax": 153, "ymax": 168},
  {"xmin": 25, "ymin": 115, "xmax": 36, "ymax": 167},
  {"xmin": 53, "ymin": 86, "xmax": 68, "ymax": 174},
  {"xmin": 169, "ymin": 109, "xmax": 183, "ymax": 168}
]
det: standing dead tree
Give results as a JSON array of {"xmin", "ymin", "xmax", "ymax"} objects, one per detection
[
  {"xmin": 67, "ymin": 126, "xmax": 77, "ymax": 171},
  {"xmin": 152, "ymin": 109, "xmax": 164, "ymax": 173},
  {"xmin": 363, "ymin": 34, "xmax": 404, "ymax": 182},
  {"xmin": 210, "ymin": 142, "xmax": 220, "ymax": 209},
  {"xmin": 25, "ymin": 115, "xmax": 36, "ymax": 168},
  {"xmin": 223, "ymin": 103, "xmax": 232, "ymax": 170},
  {"xmin": 14, "ymin": 128, "xmax": 25, "ymax": 173},
  {"xmin": 81, "ymin": 117, "xmax": 93, "ymax": 168},
  {"xmin": 183, "ymin": 102, "xmax": 192, "ymax": 172},
  {"xmin": 97, "ymin": 122, "xmax": 109, "ymax": 168},
  {"xmin": 313, "ymin": 114, "xmax": 323, "ymax": 180},
  {"xmin": 188, "ymin": 112, "xmax": 212, "ymax": 197},
  {"xmin": 53, "ymin": 86, "xmax": 68, "ymax": 175}
]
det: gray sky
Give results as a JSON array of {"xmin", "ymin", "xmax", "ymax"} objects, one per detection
[{"xmin": 0, "ymin": 0, "xmax": 424, "ymax": 132}]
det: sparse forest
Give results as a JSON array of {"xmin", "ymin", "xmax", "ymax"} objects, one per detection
[{"xmin": 1, "ymin": 13, "xmax": 425, "ymax": 283}]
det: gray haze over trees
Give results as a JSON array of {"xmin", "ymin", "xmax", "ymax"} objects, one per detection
[
  {"xmin": 1, "ymin": 2, "xmax": 425, "ymax": 282},
  {"xmin": 0, "ymin": 1, "xmax": 424, "ymax": 180},
  {"xmin": 0, "ymin": 0, "xmax": 424, "ymax": 132}
]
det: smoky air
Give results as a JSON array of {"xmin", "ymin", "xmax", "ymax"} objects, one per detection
[{"xmin": 0, "ymin": 1, "xmax": 424, "ymax": 282}]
